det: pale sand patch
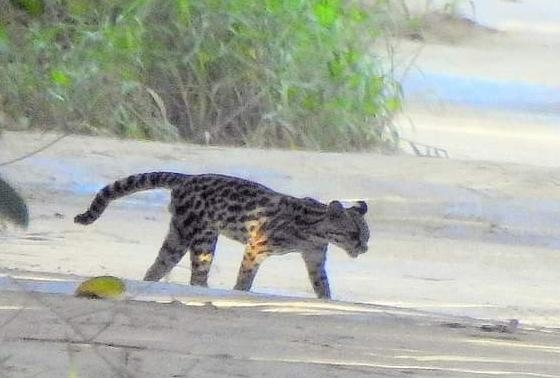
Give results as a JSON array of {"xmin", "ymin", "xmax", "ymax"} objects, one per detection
[
  {"xmin": 397, "ymin": 106, "xmax": 560, "ymax": 167},
  {"xmin": 1, "ymin": 127, "xmax": 559, "ymax": 375},
  {"xmin": 1, "ymin": 286, "xmax": 560, "ymax": 377},
  {"xmin": 1, "ymin": 130, "xmax": 559, "ymax": 328}
]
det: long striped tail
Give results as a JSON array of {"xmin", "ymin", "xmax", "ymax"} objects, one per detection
[{"xmin": 74, "ymin": 172, "xmax": 189, "ymax": 225}]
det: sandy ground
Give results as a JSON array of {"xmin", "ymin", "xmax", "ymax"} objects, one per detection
[
  {"xmin": 2, "ymin": 1, "xmax": 560, "ymax": 376},
  {"xmin": 396, "ymin": 0, "xmax": 560, "ymax": 167},
  {"xmin": 1, "ymin": 130, "xmax": 559, "ymax": 377},
  {"xmin": 2, "ymin": 283, "xmax": 560, "ymax": 377}
]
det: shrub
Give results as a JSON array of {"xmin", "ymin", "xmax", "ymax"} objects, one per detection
[{"xmin": 0, "ymin": 0, "xmax": 401, "ymax": 150}]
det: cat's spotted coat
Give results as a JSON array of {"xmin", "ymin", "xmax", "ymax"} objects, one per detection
[{"xmin": 75, "ymin": 172, "xmax": 370, "ymax": 298}]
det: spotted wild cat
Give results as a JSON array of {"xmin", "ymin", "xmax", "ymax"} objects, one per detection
[{"xmin": 74, "ymin": 172, "xmax": 370, "ymax": 298}]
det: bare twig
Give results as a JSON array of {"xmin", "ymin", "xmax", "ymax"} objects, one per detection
[
  {"xmin": 0, "ymin": 133, "xmax": 68, "ymax": 168},
  {"xmin": 401, "ymin": 138, "xmax": 449, "ymax": 158},
  {"xmin": 146, "ymin": 87, "xmax": 169, "ymax": 125},
  {"xmin": 209, "ymin": 90, "xmax": 265, "ymax": 140}
]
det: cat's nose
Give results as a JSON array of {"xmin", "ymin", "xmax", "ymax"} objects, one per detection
[{"xmin": 350, "ymin": 245, "xmax": 368, "ymax": 258}]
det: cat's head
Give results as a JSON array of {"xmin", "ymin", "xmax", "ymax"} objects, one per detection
[{"xmin": 323, "ymin": 200, "xmax": 369, "ymax": 258}]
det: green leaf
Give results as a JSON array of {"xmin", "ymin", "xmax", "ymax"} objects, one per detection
[
  {"xmin": 385, "ymin": 96, "xmax": 401, "ymax": 112},
  {"xmin": 313, "ymin": 0, "xmax": 340, "ymax": 28},
  {"xmin": 176, "ymin": 0, "xmax": 191, "ymax": 22},
  {"xmin": 327, "ymin": 54, "xmax": 345, "ymax": 79},
  {"xmin": 344, "ymin": 49, "xmax": 359, "ymax": 65},
  {"xmin": 348, "ymin": 7, "xmax": 367, "ymax": 23},
  {"xmin": 368, "ymin": 76, "xmax": 384, "ymax": 95},
  {"xmin": 0, "ymin": 25, "xmax": 7, "ymax": 42},
  {"xmin": 0, "ymin": 25, "xmax": 9, "ymax": 53},
  {"xmin": 10, "ymin": 0, "xmax": 45, "ymax": 16},
  {"xmin": 50, "ymin": 70, "xmax": 71, "ymax": 87}
]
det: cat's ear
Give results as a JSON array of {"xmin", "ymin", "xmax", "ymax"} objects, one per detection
[
  {"xmin": 351, "ymin": 201, "xmax": 368, "ymax": 215},
  {"xmin": 327, "ymin": 200, "xmax": 344, "ymax": 218}
]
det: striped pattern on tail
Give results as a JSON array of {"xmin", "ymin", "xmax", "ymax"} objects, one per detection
[{"xmin": 74, "ymin": 172, "xmax": 189, "ymax": 225}]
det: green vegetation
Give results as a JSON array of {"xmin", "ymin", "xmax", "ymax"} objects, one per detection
[{"xmin": 0, "ymin": 0, "xmax": 402, "ymax": 150}]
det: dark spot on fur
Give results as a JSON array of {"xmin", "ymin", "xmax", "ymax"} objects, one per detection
[
  {"xmin": 213, "ymin": 184, "xmax": 227, "ymax": 193},
  {"xmin": 113, "ymin": 180, "xmax": 122, "ymax": 193},
  {"xmin": 200, "ymin": 190, "xmax": 214, "ymax": 200},
  {"xmin": 191, "ymin": 237, "xmax": 210, "ymax": 247},
  {"xmin": 245, "ymin": 201, "xmax": 256, "ymax": 211},
  {"xmin": 182, "ymin": 212, "xmax": 197, "ymax": 227},
  {"xmin": 101, "ymin": 186, "xmax": 111, "ymax": 199},
  {"xmin": 239, "ymin": 215, "xmax": 252, "ymax": 223},
  {"xmin": 126, "ymin": 175, "xmax": 135, "ymax": 187},
  {"xmin": 257, "ymin": 209, "xmax": 278, "ymax": 218},
  {"xmin": 270, "ymin": 237, "xmax": 287, "ymax": 245},
  {"xmin": 137, "ymin": 174, "xmax": 147, "ymax": 187},
  {"xmin": 228, "ymin": 204, "xmax": 243, "ymax": 213},
  {"xmin": 90, "ymin": 203, "xmax": 101, "ymax": 213},
  {"xmin": 149, "ymin": 174, "xmax": 158, "ymax": 186},
  {"xmin": 175, "ymin": 202, "xmax": 192, "ymax": 216},
  {"xmin": 258, "ymin": 197, "xmax": 270, "ymax": 206}
]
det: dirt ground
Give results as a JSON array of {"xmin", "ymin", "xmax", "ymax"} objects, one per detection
[
  {"xmin": 1, "ymin": 1, "xmax": 560, "ymax": 376},
  {"xmin": 1, "ymin": 128, "xmax": 559, "ymax": 376}
]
